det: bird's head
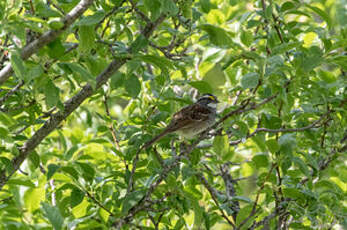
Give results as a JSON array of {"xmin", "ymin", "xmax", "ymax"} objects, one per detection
[{"xmin": 197, "ymin": 93, "xmax": 219, "ymax": 109}]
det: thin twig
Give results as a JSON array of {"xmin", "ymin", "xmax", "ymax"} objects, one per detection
[
  {"xmin": 84, "ymin": 189, "xmax": 115, "ymax": 216},
  {"xmin": 0, "ymin": 80, "xmax": 24, "ymax": 106},
  {"xmin": 197, "ymin": 172, "xmax": 236, "ymax": 227},
  {"xmin": 237, "ymin": 163, "xmax": 277, "ymax": 229},
  {"xmin": 96, "ymin": 0, "xmax": 127, "ymax": 30}
]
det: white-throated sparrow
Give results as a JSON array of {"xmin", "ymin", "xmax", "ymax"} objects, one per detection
[{"xmin": 142, "ymin": 93, "xmax": 219, "ymax": 149}]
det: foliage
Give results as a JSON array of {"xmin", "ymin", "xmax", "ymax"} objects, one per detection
[{"xmin": 0, "ymin": 0, "xmax": 346, "ymax": 229}]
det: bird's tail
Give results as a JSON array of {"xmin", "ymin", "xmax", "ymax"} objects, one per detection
[{"xmin": 140, "ymin": 129, "xmax": 171, "ymax": 151}]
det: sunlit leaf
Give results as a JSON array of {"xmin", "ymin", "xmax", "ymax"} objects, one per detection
[
  {"xmin": 188, "ymin": 81, "xmax": 213, "ymax": 93},
  {"xmin": 76, "ymin": 11, "xmax": 105, "ymax": 26},
  {"xmin": 41, "ymin": 202, "xmax": 64, "ymax": 230},
  {"xmin": 200, "ymin": 24, "xmax": 233, "ymax": 48}
]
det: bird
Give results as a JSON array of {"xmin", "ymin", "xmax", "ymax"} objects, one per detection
[
  {"xmin": 127, "ymin": 93, "xmax": 219, "ymax": 193},
  {"xmin": 141, "ymin": 93, "xmax": 219, "ymax": 150}
]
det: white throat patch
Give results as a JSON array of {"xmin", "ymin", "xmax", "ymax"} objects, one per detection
[{"xmin": 207, "ymin": 103, "xmax": 217, "ymax": 109}]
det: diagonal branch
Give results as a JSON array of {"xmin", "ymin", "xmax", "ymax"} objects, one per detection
[
  {"xmin": 197, "ymin": 172, "xmax": 235, "ymax": 227},
  {"xmin": 236, "ymin": 163, "xmax": 277, "ymax": 229},
  {"xmin": 115, "ymin": 88, "xmax": 288, "ymax": 227},
  {"xmin": 0, "ymin": 9, "xmax": 166, "ymax": 191},
  {"xmin": 229, "ymin": 111, "xmax": 331, "ymax": 145},
  {"xmin": 0, "ymin": 80, "xmax": 24, "ymax": 106},
  {"xmin": 0, "ymin": 0, "xmax": 95, "ymax": 85}
]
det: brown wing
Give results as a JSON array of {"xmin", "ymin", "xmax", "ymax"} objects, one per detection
[{"xmin": 166, "ymin": 104, "xmax": 211, "ymax": 132}]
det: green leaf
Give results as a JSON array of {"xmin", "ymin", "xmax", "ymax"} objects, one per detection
[
  {"xmin": 135, "ymin": 55, "xmax": 173, "ymax": 76},
  {"xmin": 47, "ymin": 39, "xmax": 65, "ymax": 59},
  {"xmin": 144, "ymin": 0, "xmax": 161, "ymax": 21},
  {"xmin": 174, "ymin": 218, "xmax": 185, "ymax": 230},
  {"xmin": 240, "ymin": 30, "xmax": 253, "ymax": 46},
  {"xmin": 318, "ymin": 70, "xmax": 337, "ymax": 83},
  {"xmin": 252, "ymin": 134, "xmax": 267, "ymax": 152},
  {"xmin": 279, "ymin": 133, "xmax": 296, "ymax": 155},
  {"xmin": 61, "ymin": 166, "xmax": 79, "ymax": 180},
  {"xmin": 281, "ymin": 1, "xmax": 296, "ymax": 12},
  {"xmin": 125, "ymin": 74, "xmax": 141, "ymax": 98},
  {"xmin": 200, "ymin": 24, "xmax": 233, "ymax": 48},
  {"xmin": 213, "ymin": 135, "xmax": 229, "ymax": 156},
  {"xmin": 247, "ymin": 19, "xmax": 261, "ymax": 28},
  {"xmin": 75, "ymin": 11, "xmax": 105, "ymax": 26},
  {"xmin": 65, "ymin": 63, "xmax": 96, "ymax": 89},
  {"xmin": 305, "ymin": 5, "xmax": 332, "ymax": 28},
  {"xmin": 236, "ymin": 204, "xmax": 253, "ymax": 227},
  {"xmin": 28, "ymin": 65, "xmax": 44, "ymax": 81},
  {"xmin": 161, "ymin": 0, "xmax": 179, "ymax": 16},
  {"xmin": 0, "ymin": 126, "xmax": 9, "ymax": 137},
  {"xmin": 78, "ymin": 25, "xmax": 95, "ymax": 53},
  {"xmin": 41, "ymin": 202, "xmax": 64, "ymax": 230},
  {"xmin": 188, "ymin": 81, "xmax": 213, "ymax": 93},
  {"xmin": 265, "ymin": 4, "xmax": 273, "ymax": 19},
  {"xmin": 76, "ymin": 162, "xmax": 95, "ymax": 182},
  {"xmin": 328, "ymin": 56, "xmax": 347, "ymax": 70},
  {"xmin": 283, "ymin": 187, "xmax": 304, "ymax": 199},
  {"xmin": 252, "ymin": 154, "xmax": 269, "ymax": 168},
  {"xmin": 65, "ymin": 146, "xmax": 78, "ymax": 160},
  {"xmin": 181, "ymin": 0, "xmax": 192, "ymax": 18},
  {"xmin": 24, "ymin": 186, "xmax": 45, "ymax": 212},
  {"xmin": 11, "ymin": 51, "xmax": 26, "ymax": 81},
  {"xmin": 263, "ymin": 115, "xmax": 282, "ymax": 129},
  {"xmin": 71, "ymin": 187, "xmax": 84, "ymax": 208},
  {"xmin": 130, "ymin": 34, "xmax": 148, "ymax": 53},
  {"xmin": 0, "ymin": 111, "xmax": 15, "ymax": 127},
  {"xmin": 28, "ymin": 152, "xmax": 40, "ymax": 169},
  {"xmin": 44, "ymin": 80, "xmax": 60, "ymax": 108},
  {"xmin": 241, "ymin": 72, "xmax": 259, "ymax": 89},
  {"xmin": 231, "ymin": 196, "xmax": 252, "ymax": 203},
  {"xmin": 266, "ymin": 139, "xmax": 280, "ymax": 153},
  {"xmin": 292, "ymin": 157, "xmax": 310, "ymax": 176},
  {"xmin": 7, "ymin": 179, "xmax": 36, "ymax": 188},
  {"xmin": 1, "ymin": 157, "xmax": 13, "ymax": 173},
  {"xmin": 192, "ymin": 198, "xmax": 204, "ymax": 228},
  {"xmin": 35, "ymin": 2, "xmax": 61, "ymax": 18},
  {"xmin": 200, "ymin": 0, "xmax": 212, "ymax": 13},
  {"xmin": 110, "ymin": 72, "xmax": 125, "ymax": 90},
  {"xmin": 48, "ymin": 18, "xmax": 64, "ymax": 30},
  {"xmin": 303, "ymin": 32, "xmax": 318, "ymax": 48},
  {"xmin": 47, "ymin": 164, "xmax": 60, "ymax": 180},
  {"xmin": 122, "ymin": 190, "xmax": 146, "ymax": 214},
  {"xmin": 202, "ymin": 64, "xmax": 226, "ymax": 96},
  {"xmin": 272, "ymin": 42, "xmax": 302, "ymax": 54}
]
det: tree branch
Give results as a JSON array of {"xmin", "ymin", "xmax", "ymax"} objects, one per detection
[
  {"xmin": 0, "ymin": 80, "xmax": 24, "ymax": 106},
  {"xmin": 0, "ymin": 0, "xmax": 95, "ymax": 85},
  {"xmin": 220, "ymin": 164, "xmax": 240, "ymax": 222},
  {"xmin": 197, "ymin": 172, "xmax": 236, "ymax": 227},
  {"xmin": 0, "ymin": 7, "xmax": 165, "ymax": 191},
  {"xmin": 228, "ymin": 112, "xmax": 331, "ymax": 146},
  {"xmin": 236, "ymin": 163, "xmax": 277, "ymax": 229}
]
